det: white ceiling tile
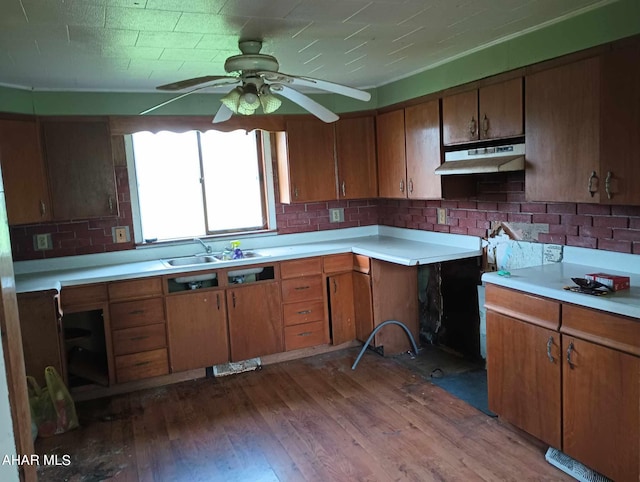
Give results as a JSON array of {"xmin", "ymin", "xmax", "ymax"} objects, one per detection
[
  {"xmin": 69, "ymin": 26, "xmax": 140, "ymax": 47},
  {"xmin": 128, "ymin": 58, "xmax": 184, "ymax": 70},
  {"xmin": 173, "ymin": 13, "xmax": 249, "ymax": 34},
  {"xmin": 22, "ymin": 1, "xmax": 106, "ymax": 27},
  {"xmin": 286, "ymin": 1, "xmax": 372, "ymax": 23},
  {"xmin": 137, "ymin": 31, "xmax": 204, "ymax": 48},
  {"xmin": 145, "ymin": 0, "xmax": 226, "ymax": 13},
  {"xmin": 220, "ymin": 0, "xmax": 302, "ymax": 19},
  {"xmin": 102, "ymin": 45, "xmax": 163, "ymax": 59},
  {"xmin": 0, "ymin": 0, "xmax": 28, "ymax": 26},
  {"xmin": 105, "ymin": 6, "xmax": 181, "ymax": 31},
  {"xmin": 159, "ymin": 48, "xmax": 218, "ymax": 61},
  {"xmin": 195, "ymin": 34, "xmax": 243, "ymax": 51}
]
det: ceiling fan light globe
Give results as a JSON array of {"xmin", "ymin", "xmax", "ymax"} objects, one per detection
[
  {"xmin": 260, "ymin": 94, "xmax": 282, "ymax": 114},
  {"xmin": 239, "ymin": 91, "xmax": 260, "ymax": 109},
  {"xmin": 220, "ymin": 87, "xmax": 242, "ymax": 113},
  {"xmin": 237, "ymin": 104, "xmax": 258, "ymax": 116}
]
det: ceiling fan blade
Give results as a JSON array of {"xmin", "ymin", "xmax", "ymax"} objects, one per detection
[
  {"xmin": 212, "ymin": 104, "xmax": 233, "ymax": 124},
  {"xmin": 140, "ymin": 84, "xmax": 217, "ymax": 115},
  {"xmin": 271, "ymin": 84, "xmax": 339, "ymax": 123},
  {"xmin": 156, "ymin": 75, "xmax": 238, "ymax": 91},
  {"xmin": 260, "ymin": 71, "xmax": 371, "ymax": 102}
]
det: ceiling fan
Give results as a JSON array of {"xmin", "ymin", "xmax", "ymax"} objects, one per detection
[{"xmin": 140, "ymin": 40, "xmax": 371, "ymax": 123}]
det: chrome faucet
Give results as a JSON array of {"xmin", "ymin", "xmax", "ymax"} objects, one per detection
[{"xmin": 194, "ymin": 237, "xmax": 213, "ymax": 254}]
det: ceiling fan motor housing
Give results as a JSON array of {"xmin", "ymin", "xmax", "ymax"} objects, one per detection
[{"xmin": 224, "ymin": 54, "xmax": 279, "ymax": 74}]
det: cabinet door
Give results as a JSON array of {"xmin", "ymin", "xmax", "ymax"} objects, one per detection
[
  {"xmin": 0, "ymin": 119, "xmax": 51, "ymax": 224},
  {"xmin": 486, "ymin": 311, "xmax": 561, "ymax": 448},
  {"xmin": 370, "ymin": 260, "xmax": 418, "ymax": 355},
  {"xmin": 563, "ymin": 336, "xmax": 639, "ymax": 482},
  {"xmin": 283, "ymin": 119, "xmax": 336, "ymax": 202},
  {"xmin": 353, "ymin": 272, "xmax": 373, "ymax": 343},
  {"xmin": 405, "ymin": 100, "xmax": 442, "ymax": 199},
  {"xmin": 328, "ymin": 272, "xmax": 355, "ymax": 345},
  {"xmin": 600, "ymin": 44, "xmax": 640, "ymax": 205},
  {"xmin": 442, "ymin": 89, "xmax": 478, "ymax": 145},
  {"xmin": 227, "ymin": 282, "xmax": 283, "ymax": 361},
  {"xmin": 479, "ymin": 78, "xmax": 523, "ymax": 140},
  {"xmin": 335, "ymin": 116, "xmax": 377, "ymax": 199},
  {"xmin": 166, "ymin": 290, "xmax": 228, "ymax": 372},
  {"xmin": 376, "ymin": 110, "xmax": 407, "ymax": 199},
  {"xmin": 42, "ymin": 119, "xmax": 118, "ymax": 219},
  {"xmin": 17, "ymin": 291, "xmax": 63, "ymax": 386},
  {"xmin": 525, "ymin": 57, "xmax": 601, "ymax": 203}
]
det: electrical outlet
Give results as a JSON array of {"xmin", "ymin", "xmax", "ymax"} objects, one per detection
[
  {"xmin": 33, "ymin": 233, "xmax": 52, "ymax": 251},
  {"xmin": 437, "ymin": 208, "xmax": 447, "ymax": 225},
  {"xmin": 112, "ymin": 226, "xmax": 130, "ymax": 243},
  {"xmin": 329, "ymin": 208, "xmax": 344, "ymax": 223}
]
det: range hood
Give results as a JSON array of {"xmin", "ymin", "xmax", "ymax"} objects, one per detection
[{"xmin": 435, "ymin": 143, "xmax": 525, "ymax": 175}]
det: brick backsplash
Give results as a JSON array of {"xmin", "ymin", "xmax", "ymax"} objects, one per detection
[
  {"xmin": 9, "ymin": 168, "xmax": 640, "ymax": 261},
  {"xmin": 378, "ymin": 171, "xmax": 640, "ymax": 255},
  {"xmin": 9, "ymin": 166, "xmax": 135, "ymax": 261}
]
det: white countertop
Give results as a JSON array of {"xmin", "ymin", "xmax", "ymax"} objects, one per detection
[
  {"xmin": 15, "ymin": 227, "xmax": 482, "ymax": 294},
  {"xmin": 482, "ymin": 248, "xmax": 640, "ymax": 319}
]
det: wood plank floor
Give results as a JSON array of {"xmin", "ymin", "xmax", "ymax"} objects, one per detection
[{"xmin": 35, "ymin": 348, "xmax": 571, "ymax": 481}]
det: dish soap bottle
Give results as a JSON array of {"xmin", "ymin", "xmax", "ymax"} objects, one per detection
[{"xmin": 231, "ymin": 240, "xmax": 243, "ymax": 259}]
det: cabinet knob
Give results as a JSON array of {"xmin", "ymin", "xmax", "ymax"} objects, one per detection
[
  {"xmin": 469, "ymin": 116, "xmax": 477, "ymax": 136},
  {"xmin": 605, "ymin": 171, "xmax": 613, "ymax": 200},
  {"xmin": 294, "ymin": 187, "xmax": 299, "ymax": 198},
  {"xmin": 399, "ymin": 179, "xmax": 405, "ymax": 193},
  {"xmin": 481, "ymin": 114, "xmax": 489, "ymax": 137},
  {"xmin": 587, "ymin": 171, "xmax": 598, "ymax": 197},
  {"xmin": 409, "ymin": 179, "xmax": 414, "ymax": 194},
  {"xmin": 566, "ymin": 341, "xmax": 575, "ymax": 369},
  {"xmin": 546, "ymin": 336, "xmax": 554, "ymax": 363}
]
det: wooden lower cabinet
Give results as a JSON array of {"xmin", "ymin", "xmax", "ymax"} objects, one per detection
[
  {"xmin": 17, "ymin": 290, "xmax": 63, "ymax": 386},
  {"xmin": 328, "ymin": 272, "xmax": 355, "ymax": 345},
  {"xmin": 486, "ymin": 311, "xmax": 561, "ymax": 448},
  {"xmin": 166, "ymin": 290, "xmax": 229, "ymax": 373},
  {"xmin": 562, "ymin": 336, "xmax": 639, "ymax": 482},
  {"xmin": 227, "ymin": 282, "xmax": 283, "ymax": 361}
]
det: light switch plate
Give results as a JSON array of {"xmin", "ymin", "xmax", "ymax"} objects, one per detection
[
  {"xmin": 112, "ymin": 226, "xmax": 130, "ymax": 243},
  {"xmin": 437, "ymin": 208, "xmax": 446, "ymax": 225},
  {"xmin": 329, "ymin": 208, "xmax": 344, "ymax": 223}
]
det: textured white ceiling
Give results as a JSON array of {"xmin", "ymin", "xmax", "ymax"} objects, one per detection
[{"xmin": 0, "ymin": 0, "xmax": 612, "ymax": 92}]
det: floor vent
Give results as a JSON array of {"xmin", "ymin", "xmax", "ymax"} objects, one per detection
[
  {"xmin": 545, "ymin": 447, "xmax": 611, "ymax": 482},
  {"xmin": 213, "ymin": 358, "xmax": 261, "ymax": 377}
]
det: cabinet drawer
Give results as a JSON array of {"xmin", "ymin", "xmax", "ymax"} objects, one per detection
[
  {"xmin": 281, "ymin": 257, "xmax": 322, "ymax": 279},
  {"xmin": 285, "ymin": 321, "xmax": 327, "ymax": 351},
  {"xmin": 561, "ymin": 304, "xmax": 640, "ymax": 356},
  {"xmin": 353, "ymin": 254, "xmax": 370, "ymax": 274},
  {"xmin": 61, "ymin": 284, "xmax": 108, "ymax": 309},
  {"xmin": 112, "ymin": 322, "xmax": 167, "ymax": 356},
  {"xmin": 283, "ymin": 300, "xmax": 326, "ymax": 326},
  {"xmin": 323, "ymin": 253, "xmax": 353, "ymax": 274},
  {"xmin": 115, "ymin": 348, "xmax": 169, "ymax": 383},
  {"xmin": 281, "ymin": 276, "xmax": 324, "ymax": 303},
  {"xmin": 485, "ymin": 284, "xmax": 560, "ymax": 330},
  {"xmin": 110, "ymin": 297, "xmax": 165, "ymax": 330},
  {"xmin": 108, "ymin": 277, "xmax": 163, "ymax": 301}
]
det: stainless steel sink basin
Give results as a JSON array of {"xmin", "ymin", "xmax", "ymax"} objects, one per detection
[
  {"xmin": 213, "ymin": 250, "xmax": 265, "ymax": 261},
  {"xmin": 163, "ymin": 255, "xmax": 218, "ymax": 267}
]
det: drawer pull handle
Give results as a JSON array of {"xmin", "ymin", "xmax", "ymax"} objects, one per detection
[
  {"xmin": 587, "ymin": 171, "xmax": 598, "ymax": 197},
  {"xmin": 341, "ymin": 181, "xmax": 346, "ymax": 197},
  {"xmin": 605, "ymin": 171, "xmax": 613, "ymax": 199},
  {"xmin": 546, "ymin": 336, "xmax": 554, "ymax": 363},
  {"xmin": 134, "ymin": 361, "xmax": 151, "ymax": 367},
  {"xmin": 40, "ymin": 200, "xmax": 46, "ymax": 217},
  {"xmin": 566, "ymin": 341, "xmax": 575, "ymax": 369},
  {"xmin": 469, "ymin": 116, "xmax": 477, "ymax": 136},
  {"xmin": 128, "ymin": 310, "xmax": 144, "ymax": 315},
  {"xmin": 298, "ymin": 332, "xmax": 312, "ymax": 337},
  {"xmin": 130, "ymin": 335, "xmax": 149, "ymax": 342},
  {"xmin": 294, "ymin": 286, "xmax": 310, "ymax": 291},
  {"xmin": 297, "ymin": 310, "xmax": 312, "ymax": 315}
]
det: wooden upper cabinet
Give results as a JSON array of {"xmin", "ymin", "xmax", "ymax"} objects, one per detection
[
  {"xmin": 443, "ymin": 78, "xmax": 523, "ymax": 145},
  {"xmin": 376, "ymin": 110, "xmax": 406, "ymax": 199},
  {"xmin": 525, "ymin": 57, "xmax": 601, "ymax": 203},
  {"xmin": 0, "ymin": 119, "xmax": 52, "ymax": 225},
  {"xmin": 600, "ymin": 43, "xmax": 640, "ymax": 205},
  {"xmin": 405, "ymin": 100, "xmax": 443, "ymax": 199},
  {"xmin": 335, "ymin": 116, "xmax": 377, "ymax": 199},
  {"xmin": 276, "ymin": 119, "xmax": 336, "ymax": 203},
  {"xmin": 442, "ymin": 90, "xmax": 478, "ymax": 145},
  {"xmin": 41, "ymin": 118, "xmax": 118, "ymax": 220}
]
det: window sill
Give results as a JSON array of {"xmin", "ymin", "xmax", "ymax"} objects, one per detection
[{"xmin": 134, "ymin": 229, "xmax": 278, "ymax": 250}]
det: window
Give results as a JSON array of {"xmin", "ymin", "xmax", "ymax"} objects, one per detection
[{"xmin": 128, "ymin": 130, "xmax": 274, "ymax": 243}]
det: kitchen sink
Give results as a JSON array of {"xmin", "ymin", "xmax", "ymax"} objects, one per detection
[
  {"xmin": 213, "ymin": 250, "xmax": 265, "ymax": 261},
  {"xmin": 174, "ymin": 272, "xmax": 217, "ymax": 284},
  {"xmin": 162, "ymin": 255, "xmax": 218, "ymax": 267}
]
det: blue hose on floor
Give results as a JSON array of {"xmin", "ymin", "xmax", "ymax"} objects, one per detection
[{"xmin": 351, "ymin": 320, "xmax": 419, "ymax": 370}]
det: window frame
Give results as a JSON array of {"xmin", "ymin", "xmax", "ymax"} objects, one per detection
[{"xmin": 125, "ymin": 130, "xmax": 277, "ymax": 246}]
